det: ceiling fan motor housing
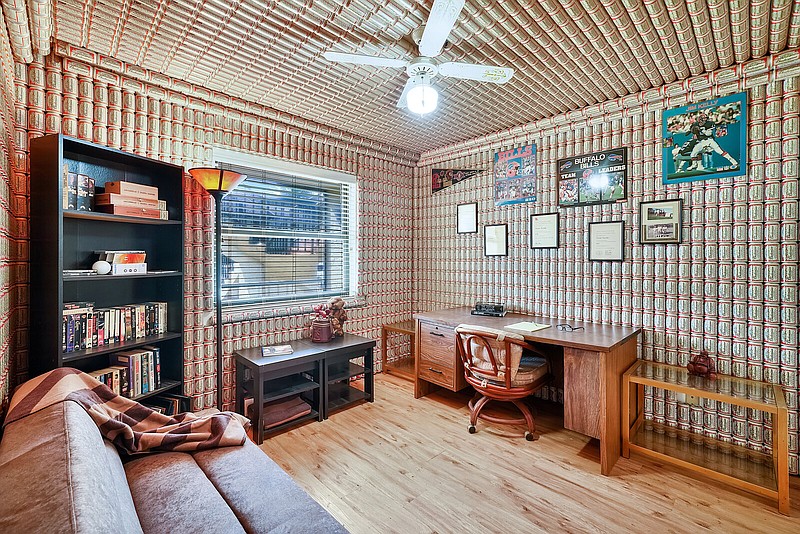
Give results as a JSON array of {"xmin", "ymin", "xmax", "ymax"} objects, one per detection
[{"xmin": 407, "ymin": 57, "xmax": 438, "ymax": 78}]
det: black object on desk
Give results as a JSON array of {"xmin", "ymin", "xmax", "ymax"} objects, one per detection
[{"xmin": 235, "ymin": 334, "xmax": 375, "ymax": 444}]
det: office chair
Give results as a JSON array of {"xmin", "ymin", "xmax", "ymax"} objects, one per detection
[{"xmin": 454, "ymin": 325, "xmax": 551, "ymax": 441}]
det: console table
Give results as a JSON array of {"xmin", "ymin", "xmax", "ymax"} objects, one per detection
[
  {"xmin": 414, "ymin": 307, "xmax": 641, "ymax": 475},
  {"xmin": 235, "ymin": 334, "xmax": 375, "ymax": 444},
  {"xmin": 623, "ymin": 360, "xmax": 789, "ymax": 514}
]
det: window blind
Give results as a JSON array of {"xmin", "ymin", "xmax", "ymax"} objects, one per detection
[{"xmin": 218, "ymin": 162, "xmax": 354, "ymax": 307}]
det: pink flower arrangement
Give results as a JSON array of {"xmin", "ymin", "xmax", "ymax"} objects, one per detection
[{"xmin": 313, "ymin": 303, "xmax": 332, "ymax": 319}]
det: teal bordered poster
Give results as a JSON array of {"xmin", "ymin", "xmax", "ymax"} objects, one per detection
[
  {"xmin": 662, "ymin": 91, "xmax": 747, "ymax": 184},
  {"xmin": 494, "ymin": 144, "xmax": 536, "ymax": 206}
]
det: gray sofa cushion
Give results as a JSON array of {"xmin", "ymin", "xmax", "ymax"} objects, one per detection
[
  {"xmin": 193, "ymin": 439, "xmax": 349, "ymax": 533},
  {"xmin": 0, "ymin": 401, "xmax": 143, "ymax": 534}
]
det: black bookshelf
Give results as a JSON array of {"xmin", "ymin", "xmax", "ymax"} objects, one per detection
[{"xmin": 29, "ymin": 134, "xmax": 186, "ymax": 404}]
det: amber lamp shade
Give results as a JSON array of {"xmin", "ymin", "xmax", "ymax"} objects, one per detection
[
  {"xmin": 188, "ymin": 167, "xmax": 246, "ymax": 196},
  {"xmin": 188, "ymin": 166, "xmax": 246, "ymax": 410}
]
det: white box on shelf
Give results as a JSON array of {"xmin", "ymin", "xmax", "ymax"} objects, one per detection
[{"xmin": 111, "ymin": 263, "xmax": 148, "ymax": 275}]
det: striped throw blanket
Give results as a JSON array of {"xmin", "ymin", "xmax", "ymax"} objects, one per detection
[{"xmin": 4, "ymin": 368, "xmax": 250, "ymax": 454}]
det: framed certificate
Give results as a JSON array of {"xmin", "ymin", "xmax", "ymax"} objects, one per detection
[
  {"xmin": 457, "ymin": 202, "xmax": 478, "ymax": 234},
  {"xmin": 484, "ymin": 224, "xmax": 508, "ymax": 256},
  {"xmin": 530, "ymin": 212, "xmax": 559, "ymax": 249},
  {"xmin": 588, "ymin": 220, "xmax": 624, "ymax": 261}
]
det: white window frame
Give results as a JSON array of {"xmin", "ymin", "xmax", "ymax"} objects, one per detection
[{"xmin": 211, "ymin": 147, "xmax": 359, "ymax": 308}]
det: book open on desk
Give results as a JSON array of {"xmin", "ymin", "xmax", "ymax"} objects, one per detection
[
  {"xmin": 262, "ymin": 344, "xmax": 294, "ymax": 356},
  {"xmin": 504, "ymin": 321, "xmax": 551, "ymax": 334}
]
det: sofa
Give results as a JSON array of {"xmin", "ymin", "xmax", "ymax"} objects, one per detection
[{"xmin": 0, "ymin": 394, "xmax": 348, "ymax": 533}]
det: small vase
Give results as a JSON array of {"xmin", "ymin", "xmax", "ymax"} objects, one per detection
[{"xmin": 311, "ymin": 317, "xmax": 333, "ymax": 342}]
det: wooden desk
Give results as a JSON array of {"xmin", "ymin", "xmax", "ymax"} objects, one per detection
[{"xmin": 414, "ymin": 307, "xmax": 640, "ymax": 475}]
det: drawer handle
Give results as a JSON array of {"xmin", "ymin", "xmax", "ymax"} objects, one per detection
[
  {"xmin": 429, "ymin": 331, "xmax": 445, "ymax": 337},
  {"xmin": 428, "ymin": 367, "xmax": 443, "ymax": 374}
]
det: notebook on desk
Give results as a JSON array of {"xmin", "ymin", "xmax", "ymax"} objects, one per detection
[{"xmin": 504, "ymin": 321, "xmax": 551, "ymax": 334}]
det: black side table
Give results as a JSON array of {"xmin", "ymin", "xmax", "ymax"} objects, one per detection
[{"xmin": 235, "ymin": 334, "xmax": 376, "ymax": 444}]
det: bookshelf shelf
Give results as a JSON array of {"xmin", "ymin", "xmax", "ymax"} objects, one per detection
[
  {"xmin": 64, "ymin": 210, "xmax": 182, "ymax": 225},
  {"xmin": 30, "ymin": 133, "xmax": 185, "ymax": 408},
  {"xmin": 62, "ymin": 332, "xmax": 182, "ymax": 362},
  {"xmin": 63, "ymin": 272, "xmax": 182, "ymax": 282}
]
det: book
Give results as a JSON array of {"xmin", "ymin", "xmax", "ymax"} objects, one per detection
[
  {"xmin": 63, "ymin": 269, "xmax": 97, "ymax": 276},
  {"xmin": 104, "ymin": 181, "xmax": 159, "ymax": 200},
  {"xmin": 96, "ymin": 204, "xmax": 163, "ymax": 219},
  {"xmin": 99, "ymin": 251, "xmax": 147, "ymax": 264},
  {"xmin": 261, "ymin": 344, "xmax": 294, "ymax": 356},
  {"xmin": 77, "ymin": 174, "xmax": 92, "ymax": 211},
  {"xmin": 66, "ymin": 172, "xmax": 78, "ymax": 210},
  {"xmin": 504, "ymin": 321, "xmax": 552, "ymax": 333},
  {"xmin": 94, "ymin": 193, "xmax": 165, "ymax": 210}
]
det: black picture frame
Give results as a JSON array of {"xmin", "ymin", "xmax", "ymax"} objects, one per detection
[
  {"xmin": 529, "ymin": 212, "xmax": 559, "ymax": 249},
  {"xmin": 639, "ymin": 198, "xmax": 683, "ymax": 244},
  {"xmin": 456, "ymin": 202, "xmax": 478, "ymax": 234},
  {"xmin": 588, "ymin": 220, "xmax": 625, "ymax": 262},
  {"xmin": 484, "ymin": 224, "xmax": 508, "ymax": 257}
]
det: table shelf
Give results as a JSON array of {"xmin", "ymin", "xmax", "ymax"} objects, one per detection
[
  {"xmin": 327, "ymin": 384, "xmax": 367, "ymax": 414},
  {"xmin": 384, "ymin": 356, "xmax": 415, "ymax": 380},
  {"xmin": 262, "ymin": 374, "xmax": 320, "ymax": 404},
  {"xmin": 623, "ymin": 360, "xmax": 789, "ymax": 515},
  {"xmin": 327, "ymin": 362, "xmax": 369, "ymax": 383}
]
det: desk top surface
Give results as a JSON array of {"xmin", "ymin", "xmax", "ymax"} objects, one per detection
[
  {"xmin": 235, "ymin": 333, "xmax": 375, "ymax": 368},
  {"xmin": 415, "ymin": 307, "xmax": 640, "ymax": 352}
]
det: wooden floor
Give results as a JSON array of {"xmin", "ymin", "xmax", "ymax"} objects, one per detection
[{"xmin": 260, "ymin": 374, "xmax": 800, "ymax": 533}]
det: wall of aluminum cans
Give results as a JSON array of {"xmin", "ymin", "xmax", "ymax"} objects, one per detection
[
  {"xmin": 414, "ymin": 54, "xmax": 800, "ymax": 473},
  {"xmin": 10, "ymin": 43, "xmax": 416, "ymax": 413}
]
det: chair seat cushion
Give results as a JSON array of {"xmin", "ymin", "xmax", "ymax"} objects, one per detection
[{"xmin": 471, "ymin": 356, "xmax": 549, "ymax": 387}]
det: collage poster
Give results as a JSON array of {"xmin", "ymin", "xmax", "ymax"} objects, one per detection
[
  {"xmin": 432, "ymin": 168, "xmax": 480, "ymax": 193},
  {"xmin": 494, "ymin": 144, "xmax": 536, "ymax": 206},
  {"xmin": 662, "ymin": 91, "xmax": 747, "ymax": 184},
  {"xmin": 557, "ymin": 147, "xmax": 628, "ymax": 207}
]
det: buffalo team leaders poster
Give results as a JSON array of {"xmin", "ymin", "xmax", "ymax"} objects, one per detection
[
  {"xmin": 557, "ymin": 148, "xmax": 628, "ymax": 207},
  {"xmin": 662, "ymin": 91, "xmax": 747, "ymax": 184},
  {"xmin": 494, "ymin": 144, "xmax": 536, "ymax": 206}
]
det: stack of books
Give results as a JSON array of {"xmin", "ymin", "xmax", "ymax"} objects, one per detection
[
  {"xmin": 62, "ymin": 301, "xmax": 168, "ymax": 353},
  {"xmin": 95, "ymin": 181, "xmax": 168, "ymax": 220},
  {"xmin": 88, "ymin": 345, "xmax": 162, "ymax": 398}
]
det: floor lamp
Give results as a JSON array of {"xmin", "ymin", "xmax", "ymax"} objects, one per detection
[{"xmin": 188, "ymin": 168, "xmax": 247, "ymax": 410}]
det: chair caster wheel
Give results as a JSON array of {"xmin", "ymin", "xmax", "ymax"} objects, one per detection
[
  {"xmin": 468, "ymin": 425, "xmax": 476, "ymax": 434},
  {"xmin": 524, "ymin": 431, "xmax": 534, "ymax": 441}
]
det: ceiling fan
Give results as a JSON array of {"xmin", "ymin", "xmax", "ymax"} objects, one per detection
[{"xmin": 323, "ymin": 0, "xmax": 514, "ymax": 115}]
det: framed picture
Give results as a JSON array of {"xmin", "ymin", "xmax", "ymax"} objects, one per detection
[
  {"xmin": 588, "ymin": 220, "xmax": 624, "ymax": 262},
  {"xmin": 662, "ymin": 91, "xmax": 747, "ymax": 184},
  {"xmin": 484, "ymin": 224, "xmax": 508, "ymax": 256},
  {"xmin": 640, "ymin": 199, "xmax": 683, "ymax": 244},
  {"xmin": 530, "ymin": 212, "xmax": 559, "ymax": 249},
  {"xmin": 494, "ymin": 144, "xmax": 537, "ymax": 206},
  {"xmin": 557, "ymin": 147, "xmax": 627, "ymax": 207},
  {"xmin": 456, "ymin": 202, "xmax": 478, "ymax": 234}
]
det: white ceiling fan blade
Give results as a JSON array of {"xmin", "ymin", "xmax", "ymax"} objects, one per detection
[
  {"xmin": 397, "ymin": 78, "xmax": 415, "ymax": 108},
  {"xmin": 323, "ymin": 51, "xmax": 408, "ymax": 68},
  {"xmin": 419, "ymin": 0, "xmax": 465, "ymax": 57},
  {"xmin": 439, "ymin": 62, "xmax": 514, "ymax": 84}
]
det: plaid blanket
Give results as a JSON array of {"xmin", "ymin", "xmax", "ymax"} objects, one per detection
[{"xmin": 4, "ymin": 368, "xmax": 250, "ymax": 454}]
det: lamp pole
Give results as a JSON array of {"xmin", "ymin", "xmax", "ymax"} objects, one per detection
[{"xmin": 211, "ymin": 190, "xmax": 225, "ymax": 411}]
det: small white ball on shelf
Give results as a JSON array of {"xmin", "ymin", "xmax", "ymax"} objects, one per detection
[{"xmin": 92, "ymin": 260, "xmax": 111, "ymax": 275}]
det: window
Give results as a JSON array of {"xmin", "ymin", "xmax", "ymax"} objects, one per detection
[{"xmin": 214, "ymin": 152, "xmax": 357, "ymax": 308}]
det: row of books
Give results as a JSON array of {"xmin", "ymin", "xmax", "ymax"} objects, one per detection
[
  {"xmin": 88, "ymin": 345, "xmax": 161, "ymax": 398},
  {"xmin": 62, "ymin": 301, "xmax": 168, "ymax": 353},
  {"xmin": 62, "ymin": 168, "xmax": 168, "ymax": 220}
]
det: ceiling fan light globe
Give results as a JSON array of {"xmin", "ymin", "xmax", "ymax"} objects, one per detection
[{"xmin": 407, "ymin": 85, "xmax": 439, "ymax": 114}]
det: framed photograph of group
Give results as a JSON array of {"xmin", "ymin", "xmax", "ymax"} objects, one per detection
[
  {"xmin": 557, "ymin": 148, "xmax": 627, "ymax": 207},
  {"xmin": 662, "ymin": 91, "xmax": 747, "ymax": 184},
  {"xmin": 639, "ymin": 199, "xmax": 683, "ymax": 243},
  {"xmin": 588, "ymin": 220, "xmax": 625, "ymax": 262},
  {"xmin": 494, "ymin": 144, "xmax": 537, "ymax": 206}
]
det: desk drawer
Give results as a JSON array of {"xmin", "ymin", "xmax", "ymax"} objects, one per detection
[
  {"xmin": 418, "ymin": 322, "xmax": 455, "ymax": 368},
  {"xmin": 418, "ymin": 361, "xmax": 455, "ymax": 389}
]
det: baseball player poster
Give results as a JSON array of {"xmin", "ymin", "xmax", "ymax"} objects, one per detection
[
  {"xmin": 557, "ymin": 147, "xmax": 628, "ymax": 207},
  {"xmin": 662, "ymin": 91, "xmax": 747, "ymax": 184},
  {"xmin": 494, "ymin": 144, "xmax": 536, "ymax": 206}
]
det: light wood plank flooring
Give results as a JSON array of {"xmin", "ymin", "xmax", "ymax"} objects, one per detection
[{"xmin": 259, "ymin": 374, "xmax": 799, "ymax": 533}]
